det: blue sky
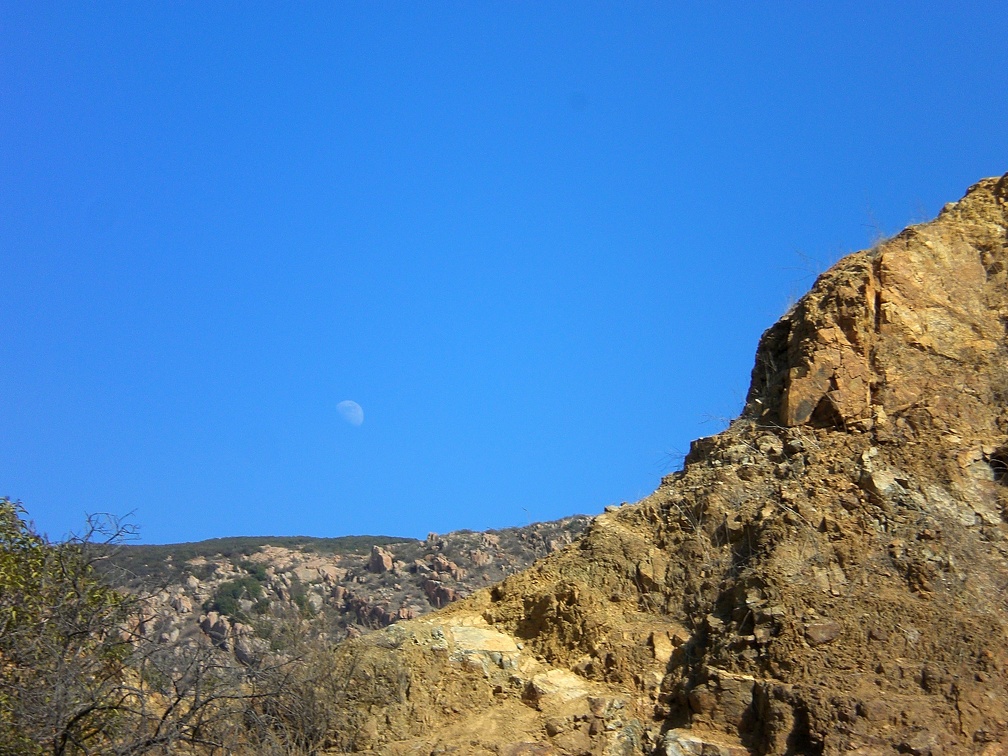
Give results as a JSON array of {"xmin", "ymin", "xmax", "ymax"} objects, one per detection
[{"xmin": 2, "ymin": 4, "xmax": 1006, "ymax": 544}]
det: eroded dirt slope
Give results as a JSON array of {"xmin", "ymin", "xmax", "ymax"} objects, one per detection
[{"xmin": 320, "ymin": 175, "xmax": 1008, "ymax": 755}]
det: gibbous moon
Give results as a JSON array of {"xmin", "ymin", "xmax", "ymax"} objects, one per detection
[{"xmin": 337, "ymin": 400, "xmax": 364, "ymax": 427}]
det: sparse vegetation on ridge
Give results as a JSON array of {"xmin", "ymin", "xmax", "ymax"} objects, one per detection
[{"xmin": 99, "ymin": 534, "xmax": 414, "ymax": 589}]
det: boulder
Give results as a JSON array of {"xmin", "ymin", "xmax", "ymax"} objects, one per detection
[{"xmin": 368, "ymin": 545, "xmax": 394, "ymax": 573}]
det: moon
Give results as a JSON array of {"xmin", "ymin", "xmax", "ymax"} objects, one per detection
[{"xmin": 336, "ymin": 400, "xmax": 364, "ymax": 427}]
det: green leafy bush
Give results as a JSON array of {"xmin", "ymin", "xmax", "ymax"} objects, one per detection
[
  {"xmin": 203, "ymin": 575, "xmax": 264, "ymax": 619},
  {"xmin": 238, "ymin": 559, "xmax": 269, "ymax": 582}
]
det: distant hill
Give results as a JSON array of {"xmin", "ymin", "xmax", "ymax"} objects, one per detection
[{"xmin": 98, "ymin": 516, "xmax": 593, "ymax": 653}]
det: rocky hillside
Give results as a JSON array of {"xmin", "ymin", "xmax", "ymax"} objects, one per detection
[
  {"xmin": 305, "ymin": 174, "xmax": 1008, "ymax": 755},
  {"xmin": 101, "ymin": 516, "xmax": 590, "ymax": 657}
]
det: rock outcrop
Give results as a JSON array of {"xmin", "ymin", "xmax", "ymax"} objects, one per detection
[
  {"xmin": 367, "ymin": 545, "xmax": 394, "ymax": 573},
  {"xmin": 318, "ymin": 175, "xmax": 1008, "ymax": 754}
]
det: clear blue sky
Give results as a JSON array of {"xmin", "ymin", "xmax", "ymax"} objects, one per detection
[{"xmin": 2, "ymin": 4, "xmax": 1006, "ymax": 544}]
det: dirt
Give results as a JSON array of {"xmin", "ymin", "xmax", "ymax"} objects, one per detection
[{"xmin": 320, "ymin": 174, "xmax": 1008, "ymax": 755}]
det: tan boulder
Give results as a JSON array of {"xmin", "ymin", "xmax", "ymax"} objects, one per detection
[{"xmin": 368, "ymin": 545, "xmax": 394, "ymax": 573}]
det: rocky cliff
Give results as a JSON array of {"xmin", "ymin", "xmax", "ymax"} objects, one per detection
[{"xmin": 314, "ymin": 174, "xmax": 1008, "ymax": 755}]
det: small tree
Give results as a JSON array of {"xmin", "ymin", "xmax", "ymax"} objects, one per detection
[{"xmin": 0, "ymin": 499, "xmax": 134, "ymax": 754}]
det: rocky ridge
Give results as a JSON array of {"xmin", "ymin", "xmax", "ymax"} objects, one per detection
[
  {"xmin": 312, "ymin": 174, "xmax": 1008, "ymax": 754},
  {"xmin": 104, "ymin": 517, "xmax": 590, "ymax": 659}
]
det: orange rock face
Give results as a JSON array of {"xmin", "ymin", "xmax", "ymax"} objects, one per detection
[{"xmin": 750, "ymin": 174, "xmax": 1008, "ymax": 439}]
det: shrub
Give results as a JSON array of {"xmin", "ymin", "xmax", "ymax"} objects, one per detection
[
  {"xmin": 0, "ymin": 498, "xmax": 133, "ymax": 753},
  {"xmin": 238, "ymin": 559, "xmax": 269, "ymax": 582},
  {"xmin": 203, "ymin": 575, "xmax": 264, "ymax": 619}
]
